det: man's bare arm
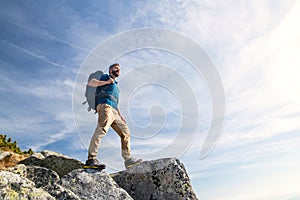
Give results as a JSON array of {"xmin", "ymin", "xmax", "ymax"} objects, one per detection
[{"xmin": 88, "ymin": 78, "xmax": 114, "ymax": 87}]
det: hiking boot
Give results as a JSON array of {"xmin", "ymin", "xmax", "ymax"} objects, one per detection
[
  {"xmin": 83, "ymin": 159, "xmax": 106, "ymax": 170},
  {"xmin": 124, "ymin": 157, "xmax": 142, "ymax": 169}
]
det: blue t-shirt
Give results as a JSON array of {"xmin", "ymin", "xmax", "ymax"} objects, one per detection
[{"xmin": 96, "ymin": 74, "xmax": 119, "ymax": 110}]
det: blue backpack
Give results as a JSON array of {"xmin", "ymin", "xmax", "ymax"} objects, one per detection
[{"xmin": 82, "ymin": 70, "xmax": 103, "ymax": 113}]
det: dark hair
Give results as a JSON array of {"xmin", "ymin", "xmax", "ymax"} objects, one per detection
[{"xmin": 109, "ymin": 63, "xmax": 119, "ymax": 70}]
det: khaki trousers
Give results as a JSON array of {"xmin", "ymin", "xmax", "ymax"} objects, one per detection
[{"xmin": 88, "ymin": 104, "xmax": 131, "ymax": 161}]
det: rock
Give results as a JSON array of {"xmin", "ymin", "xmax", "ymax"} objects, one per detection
[
  {"xmin": 0, "ymin": 170, "xmax": 54, "ymax": 200},
  {"xmin": 39, "ymin": 150, "xmax": 68, "ymax": 158},
  {"xmin": 60, "ymin": 169, "xmax": 133, "ymax": 200},
  {"xmin": 25, "ymin": 166, "xmax": 80, "ymax": 199},
  {"xmin": 0, "ymin": 151, "xmax": 11, "ymax": 160},
  {"xmin": 26, "ymin": 166, "xmax": 61, "ymax": 188},
  {"xmin": 8, "ymin": 164, "xmax": 60, "ymax": 187},
  {"xmin": 2, "ymin": 149, "xmax": 199, "ymax": 200},
  {"xmin": 0, "ymin": 151, "xmax": 30, "ymax": 170},
  {"xmin": 42, "ymin": 184, "xmax": 81, "ymax": 200},
  {"xmin": 7, "ymin": 164, "xmax": 28, "ymax": 177},
  {"xmin": 111, "ymin": 158, "xmax": 198, "ymax": 200},
  {"xmin": 19, "ymin": 150, "xmax": 84, "ymax": 177},
  {"xmin": 7, "ymin": 164, "xmax": 80, "ymax": 200}
]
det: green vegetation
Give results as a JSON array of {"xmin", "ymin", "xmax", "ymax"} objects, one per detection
[{"xmin": 0, "ymin": 134, "xmax": 34, "ymax": 155}]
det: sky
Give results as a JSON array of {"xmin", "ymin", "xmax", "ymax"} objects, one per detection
[{"xmin": 1, "ymin": 0, "xmax": 300, "ymax": 199}]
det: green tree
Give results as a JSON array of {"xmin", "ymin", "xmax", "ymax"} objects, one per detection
[{"xmin": 0, "ymin": 134, "xmax": 34, "ymax": 155}]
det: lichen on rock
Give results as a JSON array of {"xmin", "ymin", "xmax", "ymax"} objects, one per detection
[
  {"xmin": 0, "ymin": 170, "xmax": 54, "ymax": 200},
  {"xmin": 60, "ymin": 169, "xmax": 133, "ymax": 200},
  {"xmin": 112, "ymin": 158, "xmax": 198, "ymax": 200}
]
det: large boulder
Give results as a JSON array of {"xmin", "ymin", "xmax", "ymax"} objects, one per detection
[
  {"xmin": 19, "ymin": 150, "xmax": 84, "ymax": 177},
  {"xmin": 60, "ymin": 169, "xmax": 133, "ymax": 200},
  {"xmin": 111, "ymin": 158, "xmax": 198, "ymax": 200},
  {"xmin": 7, "ymin": 164, "xmax": 80, "ymax": 200},
  {"xmin": 0, "ymin": 170, "xmax": 54, "ymax": 200}
]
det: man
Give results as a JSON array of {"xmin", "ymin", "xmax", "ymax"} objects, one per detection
[{"xmin": 84, "ymin": 63, "xmax": 142, "ymax": 170}]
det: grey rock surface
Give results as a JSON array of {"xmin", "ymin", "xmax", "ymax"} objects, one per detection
[
  {"xmin": 25, "ymin": 166, "xmax": 80, "ymax": 200},
  {"xmin": 26, "ymin": 165, "xmax": 60, "ymax": 188},
  {"xmin": 60, "ymin": 169, "xmax": 133, "ymax": 200},
  {"xmin": 1, "ymin": 150, "xmax": 199, "ymax": 200},
  {"xmin": 42, "ymin": 184, "xmax": 81, "ymax": 200},
  {"xmin": 19, "ymin": 150, "xmax": 84, "ymax": 177},
  {"xmin": 7, "ymin": 164, "xmax": 81, "ymax": 200},
  {"xmin": 111, "ymin": 158, "xmax": 198, "ymax": 200},
  {"xmin": 0, "ymin": 170, "xmax": 54, "ymax": 200}
]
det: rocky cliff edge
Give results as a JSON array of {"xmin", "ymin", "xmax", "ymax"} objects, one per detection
[{"xmin": 0, "ymin": 150, "xmax": 198, "ymax": 200}]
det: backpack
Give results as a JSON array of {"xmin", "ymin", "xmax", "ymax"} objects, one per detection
[{"xmin": 82, "ymin": 70, "xmax": 104, "ymax": 113}]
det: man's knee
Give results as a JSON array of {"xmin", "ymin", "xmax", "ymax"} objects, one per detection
[{"xmin": 95, "ymin": 125, "xmax": 109, "ymax": 135}]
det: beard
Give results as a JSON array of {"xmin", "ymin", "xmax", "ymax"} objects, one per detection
[{"xmin": 112, "ymin": 70, "xmax": 120, "ymax": 77}]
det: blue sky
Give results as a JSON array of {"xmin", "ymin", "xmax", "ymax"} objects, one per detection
[{"xmin": 1, "ymin": 0, "xmax": 300, "ymax": 199}]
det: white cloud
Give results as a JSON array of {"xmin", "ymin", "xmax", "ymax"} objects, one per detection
[
  {"xmin": 128, "ymin": 0, "xmax": 189, "ymax": 28},
  {"xmin": 141, "ymin": 3, "xmax": 300, "ymax": 197},
  {"xmin": 223, "ymin": 0, "xmax": 300, "ymax": 136},
  {"xmin": 182, "ymin": 1, "xmax": 294, "ymax": 51}
]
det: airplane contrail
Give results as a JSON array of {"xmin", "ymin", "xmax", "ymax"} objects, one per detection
[{"xmin": 2, "ymin": 40, "xmax": 76, "ymax": 72}]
